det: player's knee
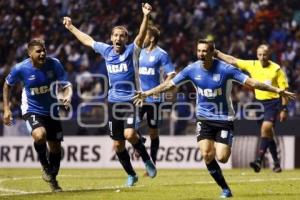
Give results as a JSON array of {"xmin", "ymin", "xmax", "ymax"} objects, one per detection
[
  {"xmin": 216, "ymin": 155, "xmax": 229, "ymax": 163},
  {"xmin": 32, "ymin": 128, "xmax": 46, "ymax": 143},
  {"xmin": 124, "ymin": 130, "xmax": 138, "ymax": 142},
  {"xmin": 48, "ymin": 142, "xmax": 61, "ymax": 153},
  {"xmin": 113, "ymin": 141, "xmax": 125, "ymax": 152},
  {"xmin": 149, "ymin": 128, "xmax": 158, "ymax": 139},
  {"xmin": 202, "ymin": 151, "xmax": 214, "ymax": 162}
]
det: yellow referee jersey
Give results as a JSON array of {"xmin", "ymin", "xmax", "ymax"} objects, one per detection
[{"xmin": 236, "ymin": 59, "xmax": 289, "ymax": 100}]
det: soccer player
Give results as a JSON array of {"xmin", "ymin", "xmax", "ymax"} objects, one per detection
[
  {"xmin": 215, "ymin": 45, "xmax": 289, "ymax": 173},
  {"xmin": 3, "ymin": 39, "xmax": 72, "ymax": 192},
  {"xmin": 134, "ymin": 39, "xmax": 295, "ymax": 198},
  {"xmin": 138, "ymin": 25, "xmax": 176, "ymax": 165},
  {"xmin": 63, "ymin": 3, "xmax": 157, "ymax": 187}
]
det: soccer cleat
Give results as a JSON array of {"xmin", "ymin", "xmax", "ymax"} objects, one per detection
[
  {"xmin": 127, "ymin": 175, "xmax": 138, "ymax": 187},
  {"xmin": 220, "ymin": 188, "xmax": 233, "ymax": 198},
  {"xmin": 41, "ymin": 166, "xmax": 52, "ymax": 182},
  {"xmin": 145, "ymin": 160, "xmax": 157, "ymax": 178},
  {"xmin": 249, "ymin": 161, "xmax": 261, "ymax": 173},
  {"xmin": 49, "ymin": 178, "xmax": 63, "ymax": 192},
  {"xmin": 273, "ymin": 163, "xmax": 282, "ymax": 173}
]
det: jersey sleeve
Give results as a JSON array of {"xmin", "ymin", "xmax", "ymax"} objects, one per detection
[
  {"xmin": 227, "ymin": 65, "xmax": 249, "ymax": 84},
  {"xmin": 171, "ymin": 66, "xmax": 190, "ymax": 86},
  {"xmin": 53, "ymin": 59, "xmax": 71, "ymax": 88},
  {"xmin": 5, "ymin": 65, "xmax": 20, "ymax": 86},
  {"xmin": 236, "ymin": 59, "xmax": 254, "ymax": 72},
  {"xmin": 277, "ymin": 69, "xmax": 289, "ymax": 89},
  {"xmin": 93, "ymin": 41, "xmax": 110, "ymax": 57},
  {"xmin": 160, "ymin": 53, "xmax": 175, "ymax": 75}
]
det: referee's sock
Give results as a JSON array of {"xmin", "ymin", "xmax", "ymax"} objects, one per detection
[
  {"xmin": 34, "ymin": 142, "xmax": 49, "ymax": 167},
  {"xmin": 257, "ymin": 137, "xmax": 270, "ymax": 163},
  {"xmin": 206, "ymin": 159, "xmax": 230, "ymax": 190},
  {"xmin": 132, "ymin": 139, "xmax": 151, "ymax": 163},
  {"xmin": 116, "ymin": 149, "xmax": 136, "ymax": 176},
  {"xmin": 268, "ymin": 138, "xmax": 280, "ymax": 164}
]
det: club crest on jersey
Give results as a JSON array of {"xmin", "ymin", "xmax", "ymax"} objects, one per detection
[
  {"xmin": 119, "ymin": 54, "xmax": 126, "ymax": 61},
  {"xmin": 28, "ymin": 75, "xmax": 36, "ymax": 81},
  {"xmin": 213, "ymin": 74, "xmax": 220, "ymax": 82},
  {"xmin": 149, "ymin": 56, "xmax": 155, "ymax": 62},
  {"xmin": 195, "ymin": 75, "xmax": 202, "ymax": 80},
  {"xmin": 107, "ymin": 63, "xmax": 128, "ymax": 73}
]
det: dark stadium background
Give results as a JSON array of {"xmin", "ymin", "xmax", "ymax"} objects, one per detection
[{"xmin": 0, "ymin": 0, "xmax": 300, "ymax": 166}]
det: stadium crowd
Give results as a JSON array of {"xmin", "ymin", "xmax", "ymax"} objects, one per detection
[{"xmin": 0, "ymin": 0, "xmax": 300, "ymax": 128}]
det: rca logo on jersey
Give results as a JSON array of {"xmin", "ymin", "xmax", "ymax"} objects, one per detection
[
  {"xmin": 107, "ymin": 63, "xmax": 128, "ymax": 73},
  {"xmin": 139, "ymin": 67, "xmax": 155, "ymax": 75},
  {"xmin": 30, "ymin": 86, "xmax": 50, "ymax": 95},
  {"xmin": 198, "ymin": 87, "xmax": 222, "ymax": 98}
]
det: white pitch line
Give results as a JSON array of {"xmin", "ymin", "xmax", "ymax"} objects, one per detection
[{"xmin": 1, "ymin": 176, "xmax": 300, "ymax": 197}]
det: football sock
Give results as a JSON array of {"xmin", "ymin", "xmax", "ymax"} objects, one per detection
[
  {"xmin": 34, "ymin": 142, "xmax": 49, "ymax": 167},
  {"xmin": 206, "ymin": 159, "xmax": 230, "ymax": 190},
  {"xmin": 49, "ymin": 151, "xmax": 61, "ymax": 177},
  {"xmin": 257, "ymin": 137, "xmax": 269, "ymax": 163},
  {"xmin": 116, "ymin": 150, "xmax": 136, "ymax": 176},
  {"xmin": 132, "ymin": 139, "xmax": 151, "ymax": 163},
  {"xmin": 268, "ymin": 138, "xmax": 280, "ymax": 164},
  {"xmin": 150, "ymin": 137, "xmax": 159, "ymax": 164}
]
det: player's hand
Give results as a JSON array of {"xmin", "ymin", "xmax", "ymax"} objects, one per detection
[
  {"xmin": 63, "ymin": 17, "xmax": 73, "ymax": 30},
  {"xmin": 58, "ymin": 96, "xmax": 71, "ymax": 110},
  {"xmin": 142, "ymin": 3, "xmax": 152, "ymax": 16},
  {"xmin": 133, "ymin": 91, "xmax": 146, "ymax": 107},
  {"xmin": 279, "ymin": 110, "xmax": 288, "ymax": 122},
  {"xmin": 278, "ymin": 90, "xmax": 296, "ymax": 101},
  {"xmin": 3, "ymin": 109, "xmax": 13, "ymax": 126}
]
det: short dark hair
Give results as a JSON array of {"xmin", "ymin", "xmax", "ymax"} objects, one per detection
[
  {"xmin": 28, "ymin": 38, "xmax": 45, "ymax": 50},
  {"xmin": 147, "ymin": 25, "xmax": 160, "ymax": 44},
  {"xmin": 197, "ymin": 39, "xmax": 215, "ymax": 52}
]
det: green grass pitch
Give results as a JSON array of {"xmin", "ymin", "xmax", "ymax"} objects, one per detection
[{"xmin": 0, "ymin": 168, "xmax": 300, "ymax": 199}]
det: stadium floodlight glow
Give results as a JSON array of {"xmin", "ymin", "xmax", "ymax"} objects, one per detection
[
  {"xmin": 76, "ymin": 74, "xmax": 108, "ymax": 100},
  {"xmin": 77, "ymin": 102, "xmax": 107, "ymax": 128},
  {"xmin": 50, "ymin": 102, "xmax": 73, "ymax": 120}
]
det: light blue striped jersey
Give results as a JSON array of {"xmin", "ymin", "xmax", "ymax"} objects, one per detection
[
  {"xmin": 93, "ymin": 42, "xmax": 141, "ymax": 102},
  {"xmin": 171, "ymin": 59, "xmax": 248, "ymax": 120},
  {"xmin": 6, "ymin": 57, "xmax": 70, "ymax": 116},
  {"xmin": 139, "ymin": 46, "xmax": 175, "ymax": 102}
]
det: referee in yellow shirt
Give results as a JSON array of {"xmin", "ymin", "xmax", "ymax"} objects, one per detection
[{"xmin": 215, "ymin": 44, "xmax": 289, "ymax": 173}]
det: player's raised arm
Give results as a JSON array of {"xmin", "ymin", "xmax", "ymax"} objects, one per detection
[
  {"xmin": 215, "ymin": 50, "xmax": 238, "ymax": 66},
  {"xmin": 134, "ymin": 3, "xmax": 152, "ymax": 48},
  {"xmin": 3, "ymin": 82, "xmax": 13, "ymax": 126},
  {"xmin": 63, "ymin": 17, "xmax": 95, "ymax": 48},
  {"xmin": 244, "ymin": 77, "xmax": 296, "ymax": 100}
]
